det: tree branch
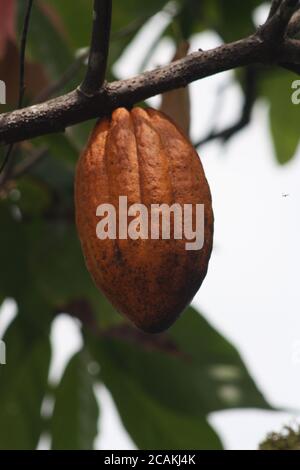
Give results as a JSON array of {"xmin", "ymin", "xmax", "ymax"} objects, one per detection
[
  {"xmin": 260, "ymin": 0, "xmax": 300, "ymax": 43},
  {"xmin": 1, "ymin": 34, "xmax": 299, "ymax": 146},
  {"xmin": 268, "ymin": 0, "xmax": 284, "ymax": 20},
  {"xmin": 32, "ymin": 15, "xmax": 155, "ymax": 105},
  {"xmin": 287, "ymin": 7, "xmax": 300, "ymax": 36},
  {"xmin": 79, "ymin": 0, "xmax": 112, "ymax": 96},
  {"xmin": 0, "ymin": 1, "xmax": 299, "ymax": 148}
]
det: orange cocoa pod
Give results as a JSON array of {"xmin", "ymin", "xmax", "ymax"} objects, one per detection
[{"xmin": 75, "ymin": 107, "xmax": 214, "ymax": 333}]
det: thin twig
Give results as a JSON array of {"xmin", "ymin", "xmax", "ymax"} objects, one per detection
[
  {"xmin": 33, "ymin": 16, "xmax": 154, "ymax": 105},
  {"xmin": 268, "ymin": 0, "xmax": 284, "ymax": 20},
  {"xmin": 0, "ymin": 144, "xmax": 14, "ymax": 180},
  {"xmin": 79, "ymin": 0, "xmax": 112, "ymax": 96},
  {"xmin": 260, "ymin": 0, "xmax": 300, "ymax": 42},
  {"xmin": 0, "ymin": 0, "xmax": 34, "ymax": 184},
  {"xmin": 18, "ymin": 0, "xmax": 34, "ymax": 108},
  {"xmin": 195, "ymin": 67, "xmax": 258, "ymax": 147}
]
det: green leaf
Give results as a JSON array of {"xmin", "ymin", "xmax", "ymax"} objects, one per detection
[
  {"xmin": 42, "ymin": 0, "xmax": 93, "ymax": 51},
  {"xmin": 261, "ymin": 70, "xmax": 300, "ymax": 164},
  {"xmin": 17, "ymin": 178, "xmax": 51, "ymax": 217},
  {"xmin": 214, "ymin": 0, "xmax": 262, "ymax": 42},
  {"xmin": 35, "ymin": 134, "xmax": 79, "ymax": 166},
  {"xmin": 112, "ymin": 0, "xmax": 168, "ymax": 32},
  {"xmin": 29, "ymin": 152, "xmax": 74, "ymax": 200},
  {"xmin": 25, "ymin": 218, "xmax": 119, "ymax": 327},
  {"xmin": 18, "ymin": 2, "xmax": 74, "ymax": 82},
  {"xmin": 66, "ymin": 120, "xmax": 96, "ymax": 153},
  {"xmin": 88, "ymin": 307, "xmax": 269, "ymax": 448},
  {"xmin": 175, "ymin": 0, "xmax": 263, "ymax": 40},
  {"xmin": 0, "ymin": 178, "xmax": 120, "ymax": 327},
  {"xmin": 48, "ymin": 0, "xmax": 168, "ymax": 75},
  {"xmin": 92, "ymin": 307, "xmax": 269, "ymax": 415},
  {"xmin": 0, "ymin": 204, "xmax": 28, "ymax": 299},
  {"xmin": 51, "ymin": 350, "xmax": 99, "ymax": 450},
  {"xmin": 0, "ymin": 316, "xmax": 51, "ymax": 450},
  {"xmin": 99, "ymin": 357, "xmax": 222, "ymax": 449}
]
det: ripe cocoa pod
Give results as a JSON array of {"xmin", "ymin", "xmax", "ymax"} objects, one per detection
[{"xmin": 75, "ymin": 107, "xmax": 213, "ymax": 333}]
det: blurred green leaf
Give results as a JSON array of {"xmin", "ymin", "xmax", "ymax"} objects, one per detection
[
  {"xmin": 0, "ymin": 166, "xmax": 120, "ymax": 326},
  {"xmin": 35, "ymin": 134, "xmax": 79, "ymax": 166},
  {"xmin": 17, "ymin": 178, "xmax": 51, "ymax": 217},
  {"xmin": 25, "ymin": 217, "xmax": 118, "ymax": 327},
  {"xmin": 88, "ymin": 307, "xmax": 269, "ymax": 448},
  {"xmin": 66, "ymin": 120, "xmax": 96, "ymax": 153},
  {"xmin": 93, "ymin": 307, "xmax": 269, "ymax": 415},
  {"xmin": 18, "ymin": 1, "xmax": 74, "ymax": 83},
  {"xmin": 0, "ymin": 205, "xmax": 28, "ymax": 299},
  {"xmin": 0, "ymin": 202, "xmax": 64, "ymax": 327},
  {"xmin": 51, "ymin": 350, "xmax": 99, "ymax": 450},
  {"xmin": 214, "ymin": 0, "xmax": 262, "ymax": 42},
  {"xmin": 176, "ymin": 0, "xmax": 205, "ymax": 39},
  {"xmin": 29, "ymin": 152, "xmax": 74, "ymax": 200},
  {"xmin": 0, "ymin": 315, "xmax": 51, "ymax": 450},
  {"xmin": 42, "ymin": 0, "xmax": 93, "ymax": 51},
  {"xmin": 175, "ymin": 0, "xmax": 263, "ymax": 40},
  {"xmin": 101, "ymin": 364, "xmax": 222, "ymax": 449},
  {"xmin": 46, "ymin": 0, "xmax": 169, "ymax": 76},
  {"xmin": 261, "ymin": 70, "xmax": 300, "ymax": 164}
]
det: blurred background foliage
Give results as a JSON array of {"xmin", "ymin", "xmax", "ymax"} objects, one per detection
[{"xmin": 0, "ymin": 0, "xmax": 298, "ymax": 450}]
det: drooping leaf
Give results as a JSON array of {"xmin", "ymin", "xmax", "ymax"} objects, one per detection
[
  {"xmin": 99, "ymin": 359, "xmax": 222, "ymax": 450},
  {"xmin": 95, "ymin": 307, "xmax": 269, "ymax": 415},
  {"xmin": 0, "ymin": 314, "xmax": 51, "ymax": 450},
  {"xmin": 51, "ymin": 350, "xmax": 99, "ymax": 450},
  {"xmin": 66, "ymin": 120, "xmax": 96, "ymax": 153},
  {"xmin": 261, "ymin": 70, "xmax": 300, "ymax": 164},
  {"xmin": 0, "ymin": 204, "xmax": 28, "ymax": 299},
  {"xmin": 88, "ymin": 307, "xmax": 270, "ymax": 448},
  {"xmin": 16, "ymin": 177, "xmax": 51, "ymax": 217},
  {"xmin": 213, "ymin": 0, "xmax": 262, "ymax": 42},
  {"xmin": 17, "ymin": 1, "xmax": 74, "ymax": 83},
  {"xmin": 39, "ymin": 0, "xmax": 92, "ymax": 51},
  {"xmin": 0, "ymin": 41, "xmax": 49, "ymax": 108},
  {"xmin": 35, "ymin": 133, "xmax": 79, "ymax": 166},
  {"xmin": 0, "ymin": 0, "xmax": 16, "ymax": 59},
  {"xmin": 47, "ymin": 0, "xmax": 169, "ymax": 76},
  {"xmin": 174, "ymin": 0, "xmax": 263, "ymax": 40}
]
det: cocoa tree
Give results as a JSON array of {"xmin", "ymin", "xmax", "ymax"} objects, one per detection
[{"xmin": 0, "ymin": 0, "xmax": 299, "ymax": 450}]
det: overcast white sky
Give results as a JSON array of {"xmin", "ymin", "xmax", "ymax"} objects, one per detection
[{"xmin": 0, "ymin": 3, "xmax": 299, "ymax": 451}]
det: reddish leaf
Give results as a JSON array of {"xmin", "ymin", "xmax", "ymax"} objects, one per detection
[
  {"xmin": 0, "ymin": 41, "xmax": 49, "ymax": 105},
  {"xmin": 0, "ymin": 0, "xmax": 16, "ymax": 58}
]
